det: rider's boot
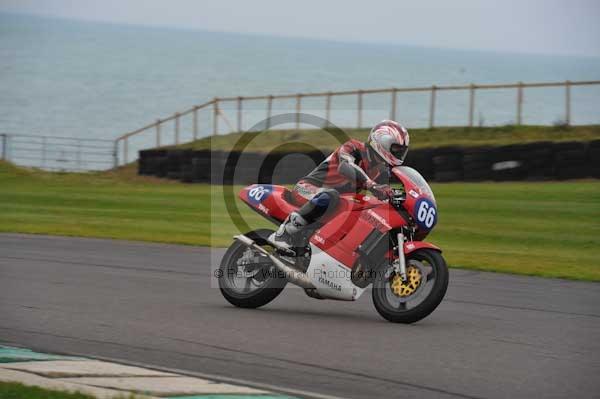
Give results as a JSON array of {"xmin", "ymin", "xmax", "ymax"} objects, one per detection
[
  {"xmin": 268, "ymin": 212, "xmax": 308, "ymax": 251},
  {"xmin": 268, "ymin": 189, "xmax": 338, "ymax": 252}
]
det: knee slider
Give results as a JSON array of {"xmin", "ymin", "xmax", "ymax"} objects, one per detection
[{"xmin": 310, "ymin": 191, "xmax": 332, "ymax": 209}]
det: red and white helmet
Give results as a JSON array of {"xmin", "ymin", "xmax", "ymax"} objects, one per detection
[{"xmin": 367, "ymin": 120, "xmax": 410, "ymax": 166}]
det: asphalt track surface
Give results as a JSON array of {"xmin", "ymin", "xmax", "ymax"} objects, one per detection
[{"xmin": 1, "ymin": 233, "xmax": 599, "ymax": 399}]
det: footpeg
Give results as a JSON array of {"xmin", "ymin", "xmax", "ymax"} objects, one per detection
[{"xmin": 266, "ymin": 238, "xmax": 297, "ymax": 257}]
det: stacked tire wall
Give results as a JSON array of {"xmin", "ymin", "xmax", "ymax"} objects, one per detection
[{"xmin": 138, "ymin": 140, "xmax": 600, "ymax": 184}]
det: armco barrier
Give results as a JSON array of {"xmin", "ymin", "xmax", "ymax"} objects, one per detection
[
  {"xmin": 589, "ymin": 140, "xmax": 600, "ymax": 178},
  {"xmin": 554, "ymin": 141, "xmax": 588, "ymax": 180},
  {"xmin": 462, "ymin": 147, "xmax": 495, "ymax": 181},
  {"xmin": 403, "ymin": 149, "xmax": 434, "ymax": 180},
  {"xmin": 432, "ymin": 147, "xmax": 464, "ymax": 182},
  {"xmin": 519, "ymin": 142, "xmax": 555, "ymax": 181},
  {"xmin": 138, "ymin": 140, "xmax": 598, "ymax": 184},
  {"xmin": 491, "ymin": 143, "xmax": 530, "ymax": 181}
]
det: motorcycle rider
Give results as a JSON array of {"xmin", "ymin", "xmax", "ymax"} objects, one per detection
[{"xmin": 269, "ymin": 120, "xmax": 410, "ymax": 249}]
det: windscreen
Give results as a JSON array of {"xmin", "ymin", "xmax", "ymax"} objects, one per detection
[{"xmin": 393, "ymin": 166, "xmax": 435, "ymax": 201}]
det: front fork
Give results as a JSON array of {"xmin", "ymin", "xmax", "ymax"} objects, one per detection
[{"xmin": 394, "ymin": 231, "xmax": 408, "ymax": 281}]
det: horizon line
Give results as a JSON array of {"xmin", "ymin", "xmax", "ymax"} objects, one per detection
[{"xmin": 2, "ymin": 10, "xmax": 600, "ymax": 60}]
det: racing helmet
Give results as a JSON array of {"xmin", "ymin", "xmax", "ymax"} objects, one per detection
[{"xmin": 367, "ymin": 120, "xmax": 410, "ymax": 166}]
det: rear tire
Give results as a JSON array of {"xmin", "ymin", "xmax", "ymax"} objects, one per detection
[
  {"xmin": 219, "ymin": 229, "xmax": 287, "ymax": 308},
  {"xmin": 372, "ymin": 249, "xmax": 448, "ymax": 323}
]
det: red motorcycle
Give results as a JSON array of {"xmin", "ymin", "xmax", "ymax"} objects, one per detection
[{"xmin": 218, "ymin": 166, "xmax": 448, "ymax": 323}]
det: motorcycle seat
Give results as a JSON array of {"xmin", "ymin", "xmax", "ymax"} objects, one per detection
[{"xmin": 259, "ymin": 185, "xmax": 301, "ymax": 222}]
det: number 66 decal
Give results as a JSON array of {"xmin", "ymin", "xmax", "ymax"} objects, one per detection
[{"xmin": 414, "ymin": 198, "xmax": 437, "ymax": 229}]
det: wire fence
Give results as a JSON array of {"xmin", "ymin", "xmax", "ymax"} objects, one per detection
[
  {"xmin": 0, "ymin": 134, "xmax": 116, "ymax": 172},
  {"xmin": 114, "ymin": 79, "xmax": 600, "ymax": 166}
]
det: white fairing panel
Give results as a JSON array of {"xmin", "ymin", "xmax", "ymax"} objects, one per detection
[{"xmin": 306, "ymin": 244, "xmax": 366, "ymax": 301}]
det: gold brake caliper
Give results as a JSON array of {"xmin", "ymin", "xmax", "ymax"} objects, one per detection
[{"xmin": 391, "ymin": 265, "xmax": 423, "ymax": 297}]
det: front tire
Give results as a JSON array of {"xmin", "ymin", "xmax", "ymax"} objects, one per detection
[
  {"xmin": 372, "ymin": 249, "xmax": 448, "ymax": 323},
  {"xmin": 218, "ymin": 229, "xmax": 287, "ymax": 308}
]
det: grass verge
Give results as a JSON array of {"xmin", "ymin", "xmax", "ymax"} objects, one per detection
[
  {"xmin": 0, "ymin": 381, "xmax": 137, "ymax": 399},
  {"xmin": 0, "ymin": 161, "xmax": 599, "ymax": 281}
]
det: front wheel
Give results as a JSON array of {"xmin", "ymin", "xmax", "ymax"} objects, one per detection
[
  {"xmin": 372, "ymin": 249, "xmax": 448, "ymax": 323},
  {"xmin": 218, "ymin": 229, "xmax": 287, "ymax": 308}
]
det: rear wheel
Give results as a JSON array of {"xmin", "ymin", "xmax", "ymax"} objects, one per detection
[
  {"xmin": 218, "ymin": 229, "xmax": 287, "ymax": 308},
  {"xmin": 372, "ymin": 249, "xmax": 448, "ymax": 323}
]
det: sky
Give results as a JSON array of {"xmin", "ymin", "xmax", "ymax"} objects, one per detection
[{"xmin": 1, "ymin": 0, "xmax": 599, "ymax": 57}]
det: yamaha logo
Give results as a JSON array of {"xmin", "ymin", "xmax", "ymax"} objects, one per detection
[{"xmin": 318, "ymin": 276, "xmax": 342, "ymax": 291}]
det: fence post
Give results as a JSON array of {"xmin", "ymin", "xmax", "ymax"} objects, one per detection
[
  {"xmin": 325, "ymin": 92, "xmax": 332, "ymax": 127},
  {"xmin": 213, "ymin": 98, "xmax": 219, "ymax": 136},
  {"xmin": 266, "ymin": 95, "xmax": 273, "ymax": 130},
  {"xmin": 390, "ymin": 88, "xmax": 397, "ymax": 121},
  {"xmin": 156, "ymin": 119, "xmax": 161, "ymax": 147},
  {"xmin": 237, "ymin": 97, "xmax": 243, "ymax": 132},
  {"xmin": 357, "ymin": 90, "xmax": 363, "ymax": 128},
  {"xmin": 123, "ymin": 137, "xmax": 128, "ymax": 164},
  {"xmin": 295, "ymin": 94, "xmax": 302, "ymax": 130},
  {"xmin": 174, "ymin": 112, "xmax": 180, "ymax": 144},
  {"xmin": 1, "ymin": 134, "xmax": 7, "ymax": 161},
  {"xmin": 192, "ymin": 106, "xmax": 199, "ymax": 140},
  {"xmin": 516, "ymin": 82, "xmax": 524, "ymax": 125},
  {"xmin": 565, "ymin": 80, "xmax": 571, "ymax": 126},
  {"xmin": 76, "ymin": 139, "xmax": 82, "ymax": 171},
  {"xmin": 42, "ymin": 136, "xmax": 47, "ymax": 168},
  {"xmin": 429, "ymin": 85, "xmax": 437, "ymax": 129},
  {"xmin": 113, "ymin": 139, "xmax": 118, "ymax": 168},
  {"xmin": 468, "ymin": 84, "xmax": 476, "ymax": 127}
]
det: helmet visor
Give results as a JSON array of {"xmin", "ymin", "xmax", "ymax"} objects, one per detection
[{"xmin": 390, "ymin": 143, "xmax": 408, "ymax": 163}]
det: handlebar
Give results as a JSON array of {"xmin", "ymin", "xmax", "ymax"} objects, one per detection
[{"xmin": 390, "ymin": 188, "xmax": 406, "ymax": 207}]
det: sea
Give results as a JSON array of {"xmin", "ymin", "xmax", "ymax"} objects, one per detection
[{"xmin": 1, "ymin": 12, "xmax": 599, "ymax": 160}]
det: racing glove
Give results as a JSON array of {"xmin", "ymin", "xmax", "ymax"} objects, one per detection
[{"xmin": 366, "ymin": 181, "xmax": 393, "ymax": 201}]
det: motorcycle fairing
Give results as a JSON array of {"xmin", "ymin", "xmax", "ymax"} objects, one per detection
[
  {"xmin": 391, "ymin": 166, "xmax": 438, "ymax": 240},
  {"xmin": 309, "ymin": 195, "xmax": 406, "ymax": 269},
  {"xmin": 239, "ymin": 184, "xmax": 298, "ymax": 223},
  {"xmin": 305, "ymin": 243, "xmax": 367, "ymax": 301},
  {"xmin": 404, "ymin": 241, "xmax": 442, "ymax": 254}
]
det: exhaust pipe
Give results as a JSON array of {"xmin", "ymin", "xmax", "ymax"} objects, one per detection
[{"xmin": 234, "ymin": 235, "xmax": 315, "ymax": 290}]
